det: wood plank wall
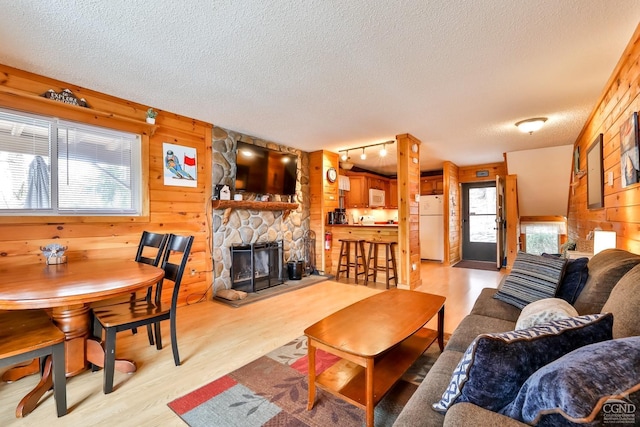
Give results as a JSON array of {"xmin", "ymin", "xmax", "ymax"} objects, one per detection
[
  {"xmin": 458, "ymin": 162, "xmax": 507, "ymax": 183},
  {"xmin": 567, "ymin": 24, "xmax": 640, "ymax": 254},
  {"xmin": 443, "ymin": 161, "xmax": 461, "ymax": 265},
  {"xmin": 308, "ymin": 150, "xmax": 339, "ymax": 273},
  {"xmin": 0, "ymin": 64, "xmax": 212, "ymax": 306},
  {"xmin": 396, "ymin": 134, "xmax": 422, "ymax": 289}
]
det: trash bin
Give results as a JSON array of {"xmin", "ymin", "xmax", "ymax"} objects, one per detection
[{"xmin": 287, "ymin": 261, "xmax": 304, "ymax": 280}]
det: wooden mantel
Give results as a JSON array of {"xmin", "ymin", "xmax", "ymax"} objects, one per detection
[{"xmin": 211, "ymin": 200, "xmax": 299, "ymax": 224}]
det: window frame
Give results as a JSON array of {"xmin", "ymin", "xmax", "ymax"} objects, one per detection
[{"xmin": 0, "ymin": 97, "xmax": 150, "ymax": 224}]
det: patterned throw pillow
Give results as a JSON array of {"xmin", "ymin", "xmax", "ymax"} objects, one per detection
[
  {"xmin": 500, "ymin": 337, "xmax": 640, "ymax": 426},
  {"xmin": 432, "ymin": 313, "xmax": 613, "ymax": 414},
  {"xmin": 494, "ymin": 251, "xmax": 567, "ymax": 309}
]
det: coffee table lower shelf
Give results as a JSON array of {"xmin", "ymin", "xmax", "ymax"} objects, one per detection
[{"xmin": 313, "ymin": 328, "xmax": 438, "ymax": 408}]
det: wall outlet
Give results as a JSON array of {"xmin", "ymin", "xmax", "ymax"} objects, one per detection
[{"xmin": 411, "ymin": 263, "xmax": 417, "ymax": 271}]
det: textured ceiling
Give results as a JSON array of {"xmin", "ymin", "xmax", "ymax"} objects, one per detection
[{"xmin": 0, "ymin": 1, "xmax": 639, "ymax": 174}]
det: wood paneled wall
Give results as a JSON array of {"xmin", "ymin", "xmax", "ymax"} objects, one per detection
[
  {"xmin": 396, "ymin": 134, "xmax": 422, "ymax": 289},
  {"xmin": 458, "ymin": 162, "xmax": 506, "ymax": 184},
  {"xmin": 567, "ymin": 24, "xmax": 640, "ymax": 254},
  {"xmin": 309, "ymin": 150, "xmax": 339, "ymax": 273},
  {"xmin": 0, "ymin": 64, "xmax": 212, "ymax": 306},
  {"xmin": 443, "ymin": 161, "xmax": 461, "ymax": 265}
]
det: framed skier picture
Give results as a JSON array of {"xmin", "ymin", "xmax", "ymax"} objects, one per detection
[{"xmin": 163, "ymin": 142, "xmax": 197, "ymax": 187}]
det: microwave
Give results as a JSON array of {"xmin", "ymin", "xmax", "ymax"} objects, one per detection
[{"xmin": 369, "ymin": 188, "xmax": 385, "ymax": 207}]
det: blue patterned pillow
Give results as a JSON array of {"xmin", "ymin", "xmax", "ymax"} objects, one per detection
[
  {"xmin": 432, "ymin": 313, "xmax": 613, "ymax": 414},
  {"xmin": 494, "ymin": 251, "xmax": 567, "ymax": 309},
  {"xmin": 500, "ymin": 337, "xmax": 640, "ymax": 426}
]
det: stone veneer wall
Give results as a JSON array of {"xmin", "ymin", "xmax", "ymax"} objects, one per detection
[{"xmin": 211, "ymin": 126, "xmax": 310, "ymax": 292}]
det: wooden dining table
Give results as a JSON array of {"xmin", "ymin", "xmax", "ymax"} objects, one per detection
[{"xmin": 0, "ymin": 258, "xmax": 164, "ymax": 416}]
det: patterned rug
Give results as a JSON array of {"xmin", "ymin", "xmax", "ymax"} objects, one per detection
[{"xmin": 168, "ymin": 333, "xmax": 448, "ymax": 426}]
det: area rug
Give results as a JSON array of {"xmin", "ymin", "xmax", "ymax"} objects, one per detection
[
  {"xmin": 168, "ymin": 333, "xmax": 449, "ymax": 426},
  {"xmin": 453, "ymin": 260, "xmax": 500, "ymax": 271},
  {"xmin": 213, "ymin": 274, "xmax": 330, "ymax": 307}
]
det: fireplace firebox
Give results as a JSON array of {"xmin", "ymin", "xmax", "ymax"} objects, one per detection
[{"xmin": 230, "ymin": 241, "xmax": 283, "ymax": 292}]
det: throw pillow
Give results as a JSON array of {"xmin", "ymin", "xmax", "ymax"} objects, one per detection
[
  {"xmin": 500, "ymin": 336, "xmax": 640, "ymax": 426},
  {"xmin": 515, "ymin": 298, "xmax": 578, "ymax": 330},
  {"xmin": 494, "ymin": 251, "xmax": 567, "ymax": 309},
  {"xmin": 542, "ymin": 254, "xmax": 589, "ymax": 304},
  {"xmin": 432, "ymin": 313, "xmax": 613, "ymax": 414}
]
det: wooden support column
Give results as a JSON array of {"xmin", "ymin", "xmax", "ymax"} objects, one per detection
[
  {"xmin": 309, "ymin": 150, "xmax": 340, "ymax": 274},
  {"xmin": 505, "ymin": 174, "xmax": 519, "ymax": 270},
  {"xmin": 396, "ymin": 134, "xmax": 422, "ymax": 289}
]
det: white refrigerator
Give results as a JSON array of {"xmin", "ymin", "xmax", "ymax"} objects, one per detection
[{"xmin": 419, "ymin": 195, "xmax": 444, "ymax": 261}]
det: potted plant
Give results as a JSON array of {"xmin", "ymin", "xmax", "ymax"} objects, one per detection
[{"xmin": 146, "ymin": 108, "xmax": 158, "ymax": 124}]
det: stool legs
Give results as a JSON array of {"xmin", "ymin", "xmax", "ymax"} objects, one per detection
[
  {"xmin": 365, "ymin": 241, "xmax": 398, "ymax": 288},
  {"xmin": 336, "ymin": 239, "xmax": 367, "ymax": 284}
]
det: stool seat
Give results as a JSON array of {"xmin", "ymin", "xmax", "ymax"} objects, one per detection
[
  {"xmin": 365, "ymin": 240, "xmax": 398, "ymax": 288},
  {"xmin": 336, "ymin": 239, "xmax": 367, "ymax": 284}
]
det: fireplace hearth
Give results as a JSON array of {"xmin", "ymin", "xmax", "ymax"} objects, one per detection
[{"xmin": 231, "ymin": 241, "xmax": 283, "ymax": 292}]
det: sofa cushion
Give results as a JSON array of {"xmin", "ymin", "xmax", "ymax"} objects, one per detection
[
  {"xmin": 443, "ymin": 403, "xmax": 529, "ymax": 427},
  {"xmin": 494, "ymin": 252, "xmax": 567, "ymax": 309},
  {"xmin": 445, "ymin": 314, "xmax": 516, "ymax": 353},
  {"xmin": 393, "ymin": 350, "xmax": 464, "ymax": 427},
  {"xmin": 574, "ymin": 248, "xmax": 640, "ymax": 315},
  {"xmin": 602, "ymin": 262, "xmax": 640, "ymax": 338},
  {"xmin": 543, "ymin": 255, "xmax": 589, "ymax": 304},
  {"xmin": 432, "ymin": 313, "xmax": 613, "ymax": 414},
  {"xmin": 469, "ymin": 287, "xmax": 521, "ymax": 322},
  {"xmin": 500, "ymin": 336, "xmax": 640, "ymax": 426},
  {"xmin": 515, "ymin": 298, "xmax": 578, "ymax": 330}
]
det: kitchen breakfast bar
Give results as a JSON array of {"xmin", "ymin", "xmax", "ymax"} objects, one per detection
[{"xmin": 325, "ymin": 224, "xmax": 399, "ymax": 286}]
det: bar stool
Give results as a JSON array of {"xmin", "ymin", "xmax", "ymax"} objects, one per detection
[
  {"xmin": 336, "ymin": 239, "xmax": 367, "ymax": 284},
  {"xmin": 365, "ymin": 240, "xmax": 398, "ymax": 288}
]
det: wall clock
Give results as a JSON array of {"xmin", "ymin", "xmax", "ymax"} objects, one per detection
[{"xmin": 326, "ymin": 167, "xmax": 337, "ymax": 183}]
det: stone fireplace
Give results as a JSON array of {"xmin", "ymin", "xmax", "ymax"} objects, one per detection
[{"xmin": 211, "ymin": 127, "xmax": 310, "ymax": 293}]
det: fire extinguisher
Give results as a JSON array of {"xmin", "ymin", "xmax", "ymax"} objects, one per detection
[{"xmin": 325, "ymin": 231, "xmax": 332, "ymax": 251}]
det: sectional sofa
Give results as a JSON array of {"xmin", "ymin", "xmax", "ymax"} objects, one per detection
[{"xmin": 394, "ymin": 248, "xmax": 640, "ymax": 426}]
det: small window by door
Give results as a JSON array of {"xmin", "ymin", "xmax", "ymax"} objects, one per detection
[{"xmin": 521, "ymin": 221, "xmax": 567, "ymax": 255}]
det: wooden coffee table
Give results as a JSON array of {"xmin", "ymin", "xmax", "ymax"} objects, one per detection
[{"xmin": 304, "ymin": 289, "xmax": 445, "ymax": 427}]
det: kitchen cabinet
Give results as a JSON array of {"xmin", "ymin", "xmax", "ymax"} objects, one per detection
[
  {"xmin": 345, "ymin": 175, "xmax": 368, "ymax": 208},
  {"xmin": 420, "ymin": 176, "xmax": 443, "ymax": 195},
  {"xmin": 368, "ymin": 176, "xmax": 388, "ymax": 191},
  {"xmin": 388, "ymin": 179, "xmax": 398, "ymax": 208}
]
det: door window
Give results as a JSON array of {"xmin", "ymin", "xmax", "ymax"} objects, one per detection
[{"xmin": 468, "ymin": 187, "xmax": 496, "ymax": 243}]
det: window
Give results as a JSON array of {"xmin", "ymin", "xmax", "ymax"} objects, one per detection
[
  {"xmin": 469, "ymin": 187, "xmax": 497, "ymax": 243},
  {"xmin": 0, "ymin": 108, "xmax": 141, "ymax": 215},
  {"xmin": 521, "ymin": 221, "xmax": 566, "ymax": 255}
]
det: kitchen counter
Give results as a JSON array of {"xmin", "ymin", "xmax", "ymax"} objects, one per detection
[{"xmin": 325, "ymin": 224, "xmax": 399, "ymax": 285}]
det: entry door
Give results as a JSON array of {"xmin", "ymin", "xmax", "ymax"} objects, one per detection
[{"xmin": 461, "ymin": 182, "xmax": 497, "ymax": 262}]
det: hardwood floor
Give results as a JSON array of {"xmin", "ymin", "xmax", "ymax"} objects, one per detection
[{"xmin": 0, "ymin": 261, "xmax": 502, "ymax": 426}]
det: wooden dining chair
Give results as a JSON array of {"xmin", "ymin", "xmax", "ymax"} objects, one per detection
[
  {"xmin": 0, "ymin": 310, "xmax": 67, "ymax": 417},
  {"xmin": 131, "ymin": 231, "xmax": 168, "ymax": 339},
  {"xmin": 92, "ymin": 233, "xmax": 194, "ymax": 394}
]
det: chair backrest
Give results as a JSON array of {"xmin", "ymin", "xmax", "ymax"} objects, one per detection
[
  {"xmin": 154, "ymin": 234, "xmax": 194, "ymax": 309},
  {"xmin": 135, "ymin": 231, "xmax": 168, "ymax": 267}
]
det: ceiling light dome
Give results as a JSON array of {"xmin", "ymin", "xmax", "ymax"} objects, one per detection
[{"xmin": 515, "ymin": 117, "xmax": 548, "ymax": 134}]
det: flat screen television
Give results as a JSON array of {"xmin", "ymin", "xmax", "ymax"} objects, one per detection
[{"xmin": 234, "ymin": 141, "xmax": 298, "ymax": 195}]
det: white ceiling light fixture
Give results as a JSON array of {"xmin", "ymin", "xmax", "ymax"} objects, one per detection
[
  {"xmin": 379, "ymin": 143, "xmax": 387, "ymax": 157},
  {"xmin": 360, "ymin": 147, "xmax": 367, "ymax": 160},
  {"xmin": 340, "ymin": 157, "xmax": 354, "ymax": 170},
  {"xmin": 341, "ymin": 151, "xmax": 348, "ymax": 161},
  {"xmin": 515, "ymin": 117, "xmax": 548, "ymax": 134}
]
